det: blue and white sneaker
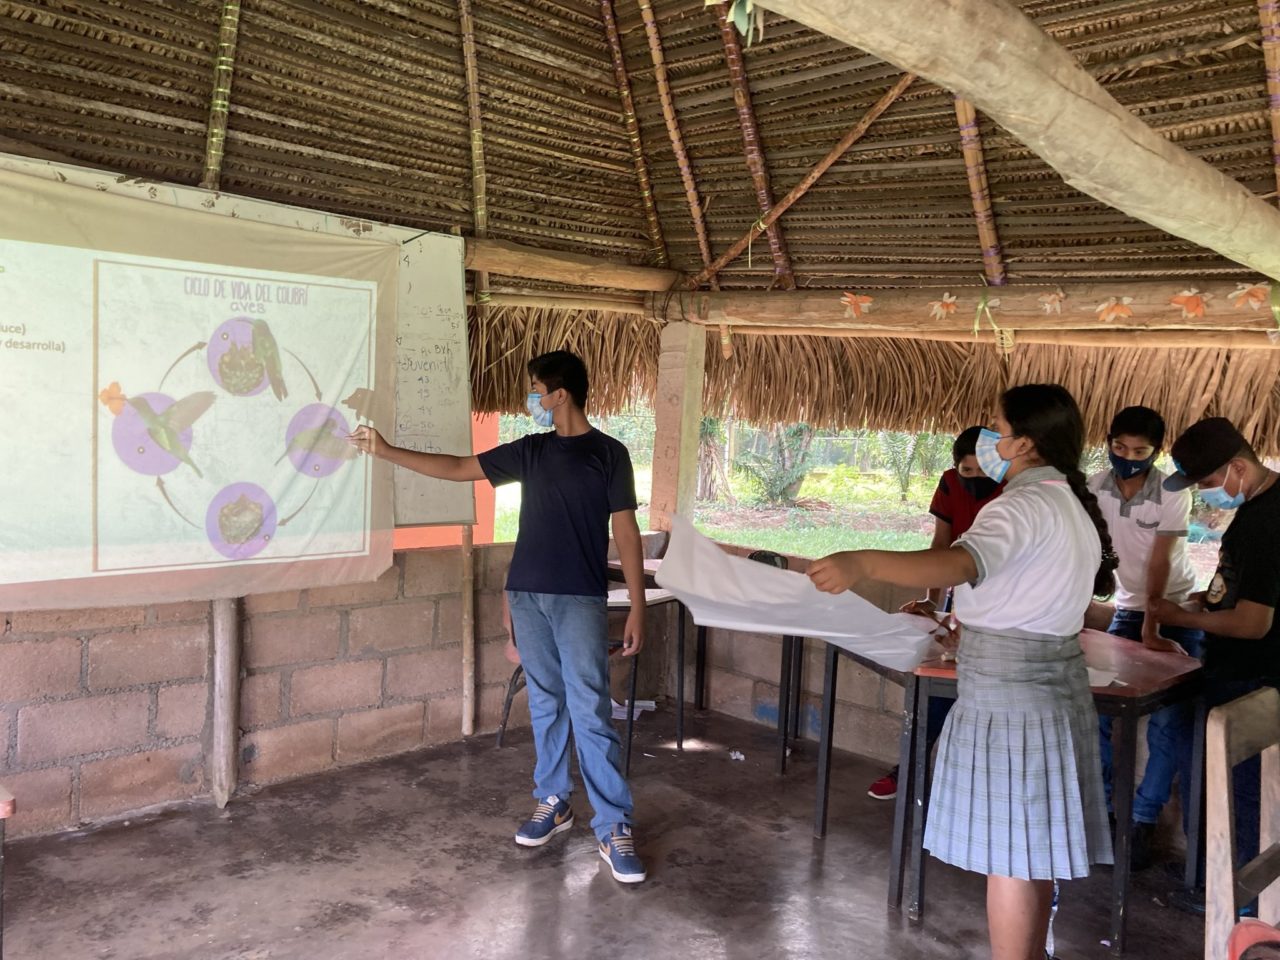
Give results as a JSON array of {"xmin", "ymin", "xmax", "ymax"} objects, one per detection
[
  {"xmin": 598, "ymin": 824, "xmax": 646, "ymax": 883},
  {"xmin": 514, "ymin": 795, "xmax": 574, "ymax": 847}
]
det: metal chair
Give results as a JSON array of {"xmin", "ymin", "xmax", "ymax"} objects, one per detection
[
  {"xmin": 497, "ymin": 589, "xmax": 669, "ymax": 777},
  {"xmin": 746, "ymin": 550, "xmax": 806, "ymax": 775}
]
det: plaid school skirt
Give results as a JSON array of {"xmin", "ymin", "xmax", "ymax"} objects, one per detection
[{"xmin": 924, "ymin": 627, "xmax": 1114, "ymax": 880}]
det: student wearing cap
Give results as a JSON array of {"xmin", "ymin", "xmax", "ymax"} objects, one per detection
[
  {"xmin": 1087, "ymin": 406, "xmax": 1202, "ymax": 869},
  {"xmin": 1150, "ymin": 417, "xmax": 1280, "ymax": 909}
]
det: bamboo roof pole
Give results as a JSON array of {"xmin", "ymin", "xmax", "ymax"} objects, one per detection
[
  {"xmin": 755, "ymin": 0, "xmax": 1280, "ymax": 281},
  {"xmin": 1259, "ymin": 0, "xmax": 1280, "ymax": 200},
  {"xmin": 711, "ymin": 2, "xmax": 795, "ymax": 291},
  {"xmin": 198, "ymin": 0, "xmax": 241, "ymax": 191},
  {"xmin": 600, "ymin": 0, "xmax": 669, "ymax": 267},
  {"xmin": 636, "ymin": 0, "xmax": 732, "ymax": 356},
  {"xmin": 456, "ymin": 0, "xmax": 485, "ymax": 739},
  {"xmin": 954, "ymin": 98, "xmax": 1006, "ymax": 287},
  {"xmin": 686, "ymin": 72, "xmax": 915, "ymax": 290}
]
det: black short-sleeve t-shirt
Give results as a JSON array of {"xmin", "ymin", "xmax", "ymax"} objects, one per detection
[
  {"xmin": 1203, "ymin": 479, "xmax": 1280, "ymax": 684},
  {"xmin": 477, "ymin": 428, "xmax": 637, "ymax": 597}
]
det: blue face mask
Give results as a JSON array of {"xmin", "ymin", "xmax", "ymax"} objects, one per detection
[
  {"xmin": 1108, "ymin": 450, "xmax": 1156, "ymax": 481},
  {"xmin": 1199, "ymin": 469, "xmax": 1245, "ymax": 511},
  {"xmin": 526, "ymin": 391, "xmax": 554, "ymax": 429},
  {"xmin": 975, "ymin": 428, "xmax": 1012, "ymax": 483}
]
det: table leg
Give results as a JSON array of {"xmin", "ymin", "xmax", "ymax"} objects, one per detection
[
  {"xmin": 889, "ymin": 674, "xmax": 919, "ymax": 909},
  {"xmin": 813, "ymin": 643, "xmax": 839, "ymax": 838},
  {"xmin": 1110, "ymin": 711, "xmax": 1138, "ymax": 955},
  {"xmin": 1185, "ymin": 696, "xmax": 1207, "ymax": 890},
  {"xmin": 907, "ymin": 676, "xmax": 932, "ymax": 923},
  {"xmin": 777, "ymin": 636, "xmax": 794, "ymax": 776},
  {"xmin": 695, "ymin": 623, "xmax": 708, "ymax": 711},
  {"xmin": 1, "ymin": 816, "xmax": 5, "ymax": 960},
  {"xmin": 676, "ymin": 606, "xmax": 686, "ymax": 751},
  {"xmin": 789, "ymin": 637, "xmax": 804, "ymax": 743},
  {"xmin": 625, "ymin": 653, "xmax": 638, "ymax": 777}
]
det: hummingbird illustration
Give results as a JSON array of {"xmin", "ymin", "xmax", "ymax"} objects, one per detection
[
  {"xmin": 276, "ymin": 417, "xmax": 359, "ymax": 466},
  {"xmin": 127, "ymin": 392, "xmax": 216, "ymax": 478},
  {"xmin": 251, "ymin": 319, "xmax": 287, "ymax": 401}
]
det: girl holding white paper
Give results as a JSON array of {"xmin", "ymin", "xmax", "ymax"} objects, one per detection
[{"xmin": 809, "ymin": 383, "xmax": 1118, "ymax": 960}]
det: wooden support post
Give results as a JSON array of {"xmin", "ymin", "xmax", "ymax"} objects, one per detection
[
  {"xmin": 650, "ymin": 322, "xmax": 706, "ymax": 531},
  {"xmin": 757, "ymin": 0, "xmax": 1280, "ymax": 281},
  {"xmin": 954, "ymin": 98, "xmax": 1006, "ymax": 286},
  {"xmin": 210, "ymin": 597, "xmax": 239, "ymax": 808},
  {"xmin": 199, "ymin": 0, "xmax": 242, "ymax": 191},
  {"xmin": 461, "ymin": 524, "xmax": 476, "ymax": 736}
]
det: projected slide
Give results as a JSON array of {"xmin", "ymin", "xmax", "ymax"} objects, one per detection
[{"xmin": 0, "ymin": 239, "xmax": 377, "ymax": 586}]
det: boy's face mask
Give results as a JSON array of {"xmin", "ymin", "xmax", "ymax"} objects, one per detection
[
  {"xmin": 960, "ymin": 475, "xmax": 999, "ymax": 500},
  {"xmin": 1108, "ymin": 450, "xmax": 1156, "ymax": 481},
  {"xmin": 1198, "ymin": 463, "xmax": 1245, "ymax": 511},
  {"xmin": 526, "ymin": 391, "xmax": 555, "ymax": 428}
]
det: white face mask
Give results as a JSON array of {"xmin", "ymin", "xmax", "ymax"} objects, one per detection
[{"xmin": 525, "ymin": 391, "xmax": 554, "ymax": 428}]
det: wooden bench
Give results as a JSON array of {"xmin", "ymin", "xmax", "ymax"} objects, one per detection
[
  {"xmin": 1, "ymin": 781, "xmax": 13, "ymax": 959},
  {"xmin": 1206, "ymin": 687, "xmax": 1280, "ymax": 960}
]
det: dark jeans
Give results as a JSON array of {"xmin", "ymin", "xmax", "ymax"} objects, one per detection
[{"xmin": 1098, "ymin": 608, "xmax": 1204, "ymax": 824}]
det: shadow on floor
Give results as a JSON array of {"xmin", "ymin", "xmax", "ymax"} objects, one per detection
[{"xmin": 3, "ymin": 710, "xmax": 1203, "ymax": 959}]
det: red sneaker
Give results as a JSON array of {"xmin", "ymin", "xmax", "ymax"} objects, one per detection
[{"xmin": 867, "ymin": 772, "xmax": 898, "ymax": 800}]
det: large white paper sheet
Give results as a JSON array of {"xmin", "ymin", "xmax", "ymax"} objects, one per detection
[{"xmin": 655, "ymin": 515, "xmax": 936, "ymax": 673}]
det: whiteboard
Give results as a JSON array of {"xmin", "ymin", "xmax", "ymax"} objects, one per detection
[
  {"xmin": 391, "ymin": 234, "xmax": 475, "ymax": 526},
  {"xmin": 0, "ymin": 154, "xmax": 475, "ymax": 527}
]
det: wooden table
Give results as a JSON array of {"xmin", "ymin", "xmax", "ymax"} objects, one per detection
[{"xmin": 882, "ymin": 629, "xmax": 1204, "ymax": 955}]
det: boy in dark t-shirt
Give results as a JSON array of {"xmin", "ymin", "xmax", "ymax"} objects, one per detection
[
  {"xmin": 349, "ymin": 351, "xmax": 649, "ymax": 883},
  {"xmin": 1152, "ymin": 417, "xmax": 1280, "ymax": 905}
]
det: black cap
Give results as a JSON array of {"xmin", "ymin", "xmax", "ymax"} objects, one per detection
[{"xmin": 1163, "ymin": 417, "xmax": 1248, "ymax": 491}]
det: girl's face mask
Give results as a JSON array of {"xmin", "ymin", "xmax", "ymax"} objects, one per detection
[
  {"xmin": 975, "ymin": 428, "xmax": 1014, "ymax": 483},
  {"xmin": 526, "ymin": 391, "xmax": 555, "ymax": 428}
]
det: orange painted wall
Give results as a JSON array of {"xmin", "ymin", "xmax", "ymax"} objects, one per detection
[{"xmin": 392, "ymin": 414, "xmax": 499, "ymax": 550}]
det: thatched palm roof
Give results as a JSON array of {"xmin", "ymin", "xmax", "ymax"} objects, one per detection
[{"xmin": 3, "ymin": 0, "xmax": 1279, "ymax": 445}]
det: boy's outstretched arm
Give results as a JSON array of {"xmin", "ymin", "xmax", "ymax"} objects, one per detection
[
  {"xmin": 349, "ymin": 426, "xmax": 486, "ymax": 482},
  {"xmin": 612, "ymin": 510, "xmax": 646, "ymax": 656}
]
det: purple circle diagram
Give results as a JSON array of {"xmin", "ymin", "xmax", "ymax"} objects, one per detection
[
  {"xmin": 111, "ymin": 393, "xmax": 194, "ymax": 476},
  {"xmin": 206, "ymin": 483, "xmax": 278, "ymax": 559},
  {"xmin": 207, "ymin": 317, "xmax": 268, "ymax": 396},
  {"xmin": 284, "ymin": 404, "xmax": 352, "ymax": 479}
]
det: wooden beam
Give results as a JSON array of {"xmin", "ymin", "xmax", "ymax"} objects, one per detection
[
  {"xmin": 466, "ymin": 291, "xmax": 647, "ymax": 314},
  {"xmin": 199, "ymin": 0, "xmax": 242, "ymax": 191},
  {"xmin": 757, "ymin": 0, "xmax": 1280, "ymax": 281},
  {"xmin": 953, "ymin": 98, "xmax": 1006, "ymax": 286},
  {"xmin": 730, "ymin": 326, "xmax": 1280, "ymax": 350},
  {"xmin": 464, "ymin": 237, "xmax": 680, "ymax": 291},
  {"xmin": 600, "ymin": 0, "xmax": 668, "ymax": 265},
  {"xmin": 713, "ymin": 2, "xmax": 795, "ymax": 289},
  {"xmin": 663, "ymin": 280, "xmax": 1280, "ymax": 332},
  {"xmin": 1259, "ymin": 0, "xmax": 1280, "ymax": 200},
  {"xmin": 650, "ymin": 322, "xmax": 706, "ymax": 531},
  {"xmin": 686, "ymin": 72, "xmax": 915, "ymax": 289}
]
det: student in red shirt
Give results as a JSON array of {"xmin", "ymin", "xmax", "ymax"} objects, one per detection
[{"xmin": 866, "ymin": 426, "xmax": 1004, "ymax": 800}]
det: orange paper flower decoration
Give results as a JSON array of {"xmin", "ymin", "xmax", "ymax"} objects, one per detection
[
  {"xmin": 1230, "ymin": 283, "xmax": 1268, "ymax": 311},
  {"xmin": 1095, "ymin": 296, "xmax": 1134, "ymax": 324},
  {"xmin": 928, "ymin": 293, "xmax": 957, "ymax": 322},
  {"xmin": 840, "ymin": 291, "xmax": 874, "ymax": 319},
  {"xmin": 98, "ymin": 381, "xmax": 126, "ymax": 416},
  {"xmin": 1170, "ymin": 288, "xmax": 1211, "ymax": 320},
  {"xmin": 1038, "ymin": 289, "xmax": 1065, "ymax": 315}
]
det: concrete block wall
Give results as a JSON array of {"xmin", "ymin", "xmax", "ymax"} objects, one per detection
[{"xmin": 0, "ymin": 544, "xmax": 520, "ymax": 837}]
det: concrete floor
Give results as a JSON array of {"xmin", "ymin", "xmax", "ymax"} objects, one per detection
[{"xmin": 3, "ymin": 711, "xmax": 1204, "ymax": 960}]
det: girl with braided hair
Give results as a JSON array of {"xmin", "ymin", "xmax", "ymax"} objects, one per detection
[{"xmin": 809, "ymin": 383, "xmax": 1117, "ymax": 960}]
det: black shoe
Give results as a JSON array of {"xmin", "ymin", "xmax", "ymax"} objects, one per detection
[{"xmin": 1131, "ymin": 822, "xmax": 1157, "ymax": 872}]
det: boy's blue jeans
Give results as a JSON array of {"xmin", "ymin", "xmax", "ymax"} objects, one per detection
[
  {"xmin": 507, "ymin": 591, "xmax": 633, "ymax": 841},
  {"xmin": 1098, "ymin": 608, "xmax": 1204, "ymax": 825}
]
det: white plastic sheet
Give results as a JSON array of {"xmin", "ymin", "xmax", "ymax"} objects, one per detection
[{"xmin": 655, "ymin": 515, "xmax": 937, "ymax": 673}]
